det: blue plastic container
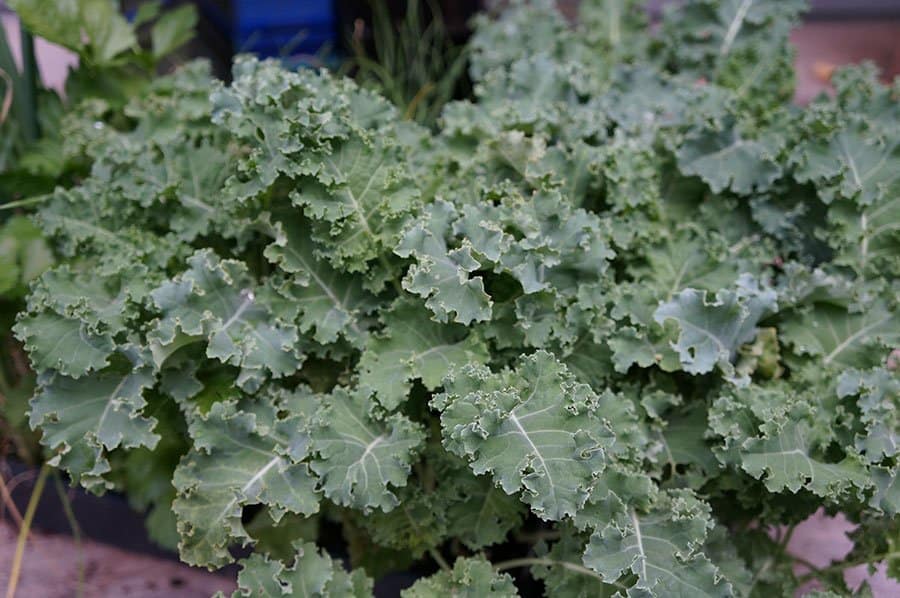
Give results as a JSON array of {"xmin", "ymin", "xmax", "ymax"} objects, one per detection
[{"xmin": 197, "ymin": 0, "xmax": 338, "ymax": 60}]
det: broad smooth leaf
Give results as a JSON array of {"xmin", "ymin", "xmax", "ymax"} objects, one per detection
[
  {"xmin": 10, "ymin": 0, "xmax": 136, "ymax": 63},
  {"xmin": 151, "ymin": 4, "xmax": 198, "ymax": 59}
]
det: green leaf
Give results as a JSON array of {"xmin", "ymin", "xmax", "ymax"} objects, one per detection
[
  {"xmin": 360, "ymin": 446, "xmax": 524, "ymax": 555},
  {"xmin": 793, "ymin": 120, "xmax": 900, "ymax": 206},
  {"xmin": 453, "ymin": 188, "xmax": 615, "ymax": 298},
  {"xmin": 583, "ymin": 490, "xmax": 731, "ymax": 597},
  {"xmin": 828, "ymin": 193, "xmax": 900, "ymax": 278},
  {"xmin": 151, "ymin": 4, "xmax": 197, "ymax": 59},
  {"xmin": 120, "ymin": 395, "xmax": 188, "ymax": 551},
  {"xmin": 467, "ymin": 0, "xmax": 573, "ymax": 80},
  {"xmin": 35, "ymin": 186, "xmax": 186, "ymax": 273},
  {"xmin": 132, "ymin": 1, "xmax": 161, "ymax": 27},
  {"xmin": 402, "ymin": 557, "xmax": 519, "ymax": 598},
  {"xmin": 25, "ymin": 264, "xmax": 148, "ymax": 333},
  {"xmin": 15, "ymin": 312, "xmax": 115, "ymax": 378},
  {"xmin": 357, "ymin": 486, "xmax": 449, "ymax": 559},
  {"xmin": 233, "ymin": 541, "xmax": 372, "ymax": 597},
  {"xmin": 871, "ymin": 467, "xmax": 900, "ymax": 515},
  {"xmin": 654, "ymin": 275, "xmax": 777, "ymax": 384},
  {"xmin": 10, "ymin": 0, "xmax": 137, "ymax": 64},
  {"xmin": 395, "ymin": 200, "xmax": 493, "ymax": 325},
  {"xmin": 292, "ymin": 134, "xmax": 420, "ymax": 272},
  {"xmin": 661, "ymin": 0, "xmax": 805, "ymax": 100},
  {"xmin": 740, "ymin": 421, "xmax": 871, "ymax": 498},
  {"xmin": 263, "ymin": 214, "xmax": 377, "ymax": 346},
  {"xmin": 658, "ymin": 403, "xmax": 720, "ymax": 487},
  {"xmin": 29, "ymin": 349, "xmax": 158, "ymax": 490},
  {"xmin": 245, "ymin": 510, "xmax": 319, "ymax": 563},
  {"xmin": 433, "ymin": 449, "xmax": 525, "ymax": 551},
  {"xmin": 531, "ymin": 528, "xmax": 619, "ymax": 597},
  {"xmin": 173, "ymin": 393, "xmax": 320, "ymax": 568},
  {"xmin": 359, "ymin": 298, "xmax": 488, "ymax": 410},
  {"xmin": 781, "ymin": 300, "xmax": 900, "ymax": 370},
  {"xmin": 837, "ymin": 368, "xmax": 900, "ymax": 463},
  {"xmin": 627, "ymin": 228, "xmax": 739, "ymax": 299},
  {"xmin": 434, "ymin": 351, "xmax": 616, "ymax": 521},
  {"xmin": 149, "ymin": 250, "xmax": 302, "ymax": 388},
  {"xmin": 677, "ymin": 124, "xmax": 782, "ymax": 194},
  {"xmin": 309, "ymin": 388, "xmax": 425, "ymax": 513},
  {"xmin": 10, "ymin": 3, "xmax": 900, "ymax": 588},
  {"xmin": 578, "ymin": 0, "xmax": 649, "ymax": 63},
  {"xmin": 0, "ymin": 216, "xmax": 53, "ymax": 297}
]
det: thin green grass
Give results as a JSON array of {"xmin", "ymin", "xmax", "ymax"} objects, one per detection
[{"xmin": 343, "ymin": 0, "xmax": 468, "ymax": 126}]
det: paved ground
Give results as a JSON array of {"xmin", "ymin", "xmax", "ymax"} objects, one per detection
[{"xmin": 0, "ymin": 521, "xmax": 234, "ymax": 598}]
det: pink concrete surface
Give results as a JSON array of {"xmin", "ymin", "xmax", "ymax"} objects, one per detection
[
  {"xmin": 792, "ymin": 20, "xmax": 900, "ymax": 104},
  {"xmin": 782, "ymin": 509, "xmax": 900, "ymax": 596},
  {"xmin": 0, "ymin": 521, "xmax": 235, "ymax": 597}
]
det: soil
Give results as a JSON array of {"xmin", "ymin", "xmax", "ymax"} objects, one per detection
[{"xmin": 0, "ymin": 522, "xmax": 235, "ymax": 598}]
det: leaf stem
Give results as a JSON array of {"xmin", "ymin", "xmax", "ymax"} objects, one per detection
[
  {"xmin": 796, "ymin": 551, "xmax": 900, "ymax": 584},
  {"xmin": 428, "ymin": 547, "xmax": 451, "ymax": 572},
  {"xmin": 0, "ymin": 471, "xmax": 26, "ymax": 530},
  {"xmin": 18, "ymin": 25, "xmax": 39, "ymax": 143},
  {"xmin": 778, "ymin": 523, "xmax": 796, "ymax": 551},
  {"xmin": 54, "ymin": 474, "xmax": 85, "ymax": 598},
  {"xmin": 5, "ymin": 463, "xmax": 49, "ymax": 598},
  {"xmin": 0, "ymin": 195, "xmax": 51, "ymax": 211},
  {"xmin": 494, "ymin": 557, "xmax": 623, "ymax": 588},
  {"xmin": 403, "ymin": 82, "xmax": 434, "ymax": 121},
  {"xmin": 0, "ymin": 360, "xmax": 10, "ymax": 395},
  {"xmin": 745, "ymin": 556, "xmax": 773, "ymax": 596},
  {"xmin": 791, "ymin": 554, "xmax": 821, "ymax": 574}
]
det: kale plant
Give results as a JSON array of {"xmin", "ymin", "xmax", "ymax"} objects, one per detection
[
  {"xmin": 1, "ymin": 0, "xmax": 197, "ymax": 462},
  {"xmin": 14, "ymin": 1, "xmax": 900, "ymax": 595}
]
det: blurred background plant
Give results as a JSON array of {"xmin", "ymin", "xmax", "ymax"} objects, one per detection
[{"xmin": 340, "ymin": 0, "xmax": 469, "ymax": 126}]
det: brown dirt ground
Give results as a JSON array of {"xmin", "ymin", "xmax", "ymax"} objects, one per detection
[{"xmin": 0, "ymin": 522, "xmax": 235, "ymax": 598}]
